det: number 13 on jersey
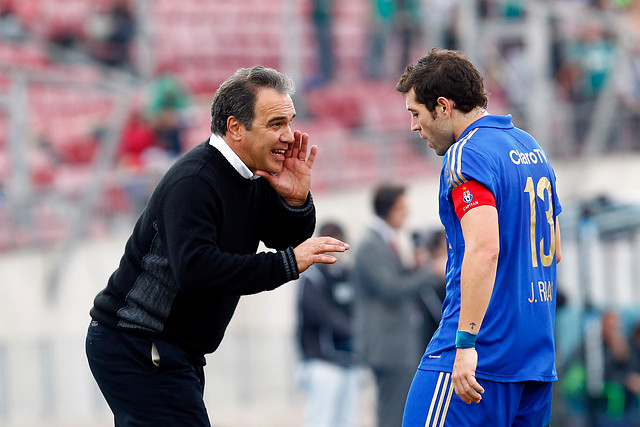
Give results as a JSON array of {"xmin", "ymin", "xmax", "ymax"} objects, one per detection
[{"xmin": 524, "ymin": 176, "xmax": 555, "ymax": 268}]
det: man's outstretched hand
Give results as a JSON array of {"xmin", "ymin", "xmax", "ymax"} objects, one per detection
[{"xmin": 294, "ymin": 237, "xmax": 349, "ymax": 274}]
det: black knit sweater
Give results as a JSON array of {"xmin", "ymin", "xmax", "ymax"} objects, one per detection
[{"xmin": 90, "ymin": 141, "xmax": 315, "ymax": 358}]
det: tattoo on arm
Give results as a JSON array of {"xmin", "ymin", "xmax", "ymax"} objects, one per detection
[{"xmin": 470, "ymin": 323, "xmax": 477, "ymax": 331}]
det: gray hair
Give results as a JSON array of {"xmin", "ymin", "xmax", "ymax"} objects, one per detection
[{"xmin": 210, "ymin": 66, "xmax": 296, "ymax": 136}]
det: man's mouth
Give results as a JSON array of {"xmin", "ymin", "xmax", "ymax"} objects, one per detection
[{"xmin": 272, "ymin": 149, "xmax": 286, "ymax": 157}]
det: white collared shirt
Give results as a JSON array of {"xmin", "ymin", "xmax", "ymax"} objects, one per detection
[
  {"xmin": 209, "ymin": 133, "xmax": 260, "ymax": 180},
  {"xmin": 369, "ymin": 215, "xmax": 414, "ymax": 267}
]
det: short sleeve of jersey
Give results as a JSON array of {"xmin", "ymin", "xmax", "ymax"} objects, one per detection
[{"xmin": 444, "ymin": 129, "xmax": 497, "ymax": 196}]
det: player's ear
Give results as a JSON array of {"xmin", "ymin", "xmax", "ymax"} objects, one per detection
[
  {"xmin": 436, "ymin": 97, "xmax": 452, "ymax": 116},
  {"xmin": 226, "ymin": 116, "xmax": 244, "ymax": 142}
]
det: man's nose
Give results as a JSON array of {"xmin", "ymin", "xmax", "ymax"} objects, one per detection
[{"xmin": 282, "ymin": 125, "xmax": 294, "ymax": 142}]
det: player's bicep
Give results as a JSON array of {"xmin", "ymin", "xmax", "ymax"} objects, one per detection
[{"xmin": 460, "ymin": 205, "xmax": 500, "ymax": 258}]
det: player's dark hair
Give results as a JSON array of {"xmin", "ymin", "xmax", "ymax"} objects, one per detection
[
  {"xmin": 211, "ymin": 66, "xmax": 295, "ymax": 135},
  {"xmin": 396, "ymin": 48, "xmax": 487, "ymax": 114},
  {"xmin": 373, "ymin": 185, "xmax": 406, "ymax": 220}
]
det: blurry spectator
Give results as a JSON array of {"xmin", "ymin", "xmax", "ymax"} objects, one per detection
[
  {"xmin": 500, "ymin": 0, "xmax": 526, "ymax": 20},
  {"xmin": 365, "ymin": 0, "xmax": 421, "ymax": 79},
  {"xmin": 592, "ymin": 309, "xmax": 640, "ymax": 427},
  {"xmin": 0, "ymin": 0, "xmax": 27, "ymax": 42},
  {"xmin": 558, "ymin": 309, "xmax": 640, "ymax": 427},
  {"xmin": 309, "ymin": 0, "xmax": 335, "ymax": 86},
  {"xmin": 85, "ymin": 2, "xmax": 113, "ymax": 54},
  {"xmin": 118, "ymin": 110, "xmax": 157, "ymax": 169},
  {"xmin": 353, "ymin": 184, "xmax": 439, "ymax": 427},
  {"xmin": 48, "ymin": 25, "xmax": 80, "ymax": 53},
  {"xmin": 616, "ymin": 37, "xmax": 640, "ymax": 151},
  {"xmin": 108, "ymin": 0, "xmax": 136, "ymax": 66},
  {"xmin": 602, "ymin": 310, "xmax": 632, "ymax": 393},
  {"xmin": 626, "ymin": 322, "xmax": 640, "ymax": 398},
  {"xmin": 85, "ymin": 0, "xmax": 136, "ymax": 69},
  {"xmin": 296, "ymin": 221, "xmax": 360, "ymax": 427},
  {"xmin": 365, "ymin": 0, "xmax": 395, "ymax": 79},
  {"xmin": 550, "ymin": 15, "xmax": 572, "ymax": 96},
  {"xmin": 147, "ymin": 73, "xmax": 190, "ymax": 157},
  {"xmin": 395, "ymin": 0, "xmax": 421, "ymax": 76},
  {"xmin": 501, "ymin": 40, "xmax": 532, "ymax": 126},
  {"xmin": 413, "ymin": 228, "xmax": 448, "ymax": 352},
  {"xmin": 563, "ymin": 16, "xmax": 615, "ymax": 145},
  {"xmin": 440, "ymin": 0, "xmax": 459, "ymax": 51},
  {"xmin": 591, "ymin": 0, "xmax": 612, "ymax": 11}
]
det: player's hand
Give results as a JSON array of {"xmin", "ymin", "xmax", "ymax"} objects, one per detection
[
  {"xmin": 293, "ymin": 237, "xmax": 349, "ymax": 274},
  {"xmin": 256, "ymin": 130, "xmax": 316, "ymax": 207},
  {"xmin": 452, "ymin": 348, "xmax": 485, "ymax": 404}
]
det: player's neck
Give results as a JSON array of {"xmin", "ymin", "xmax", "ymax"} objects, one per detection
[
  {"xmin": 465, "ymin": 106, "xmax": 488, "ymax": 123},
  {"xmin": 453, "ymin": 107, "xmax": 489, "ymax": 140}
]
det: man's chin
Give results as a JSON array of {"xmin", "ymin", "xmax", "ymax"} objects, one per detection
[{"xmin": 265, "ymin": 165, "xmax": 284, "ymax": 175}]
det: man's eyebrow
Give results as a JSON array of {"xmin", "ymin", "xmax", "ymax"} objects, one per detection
[{"xmin": 267, "ymin": 113, "xmax": 296, "ymax": 124}]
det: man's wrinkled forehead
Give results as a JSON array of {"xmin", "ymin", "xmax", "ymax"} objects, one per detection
[{"xmin": 254, "ymin": 88, "xmax": 296, "ymax": 121}]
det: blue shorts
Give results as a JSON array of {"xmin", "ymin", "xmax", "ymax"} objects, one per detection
[{"xmin": 402, "ymin": 369, "xmax": 552, "ymax": 427}]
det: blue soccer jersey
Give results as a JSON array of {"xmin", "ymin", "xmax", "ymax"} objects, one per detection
[{"xmin": 419, "ymin": 115, "xmax": 561, "ymax": 383}]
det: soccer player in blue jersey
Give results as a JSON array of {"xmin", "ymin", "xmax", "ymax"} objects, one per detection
[{"xmin": 396, "ymin": 48, "xmax": 562, "ymax": 427}]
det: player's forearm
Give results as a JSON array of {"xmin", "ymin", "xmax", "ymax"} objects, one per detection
[
  {"xmin": 457, "ymin": 245, "xmax": 498, "ymax": 334},
  {"xmin": 457, "ymin": 205, "xmax": 499, "ymax": 335}
]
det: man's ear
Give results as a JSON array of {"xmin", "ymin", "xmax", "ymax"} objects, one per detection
[
  {"xmin": 436, "ymin": 97, "xmax": 454, "ymax": 117},
  {"xmin": 226, "ymin": 116, "xmax": 244, "ymax": 142}
]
